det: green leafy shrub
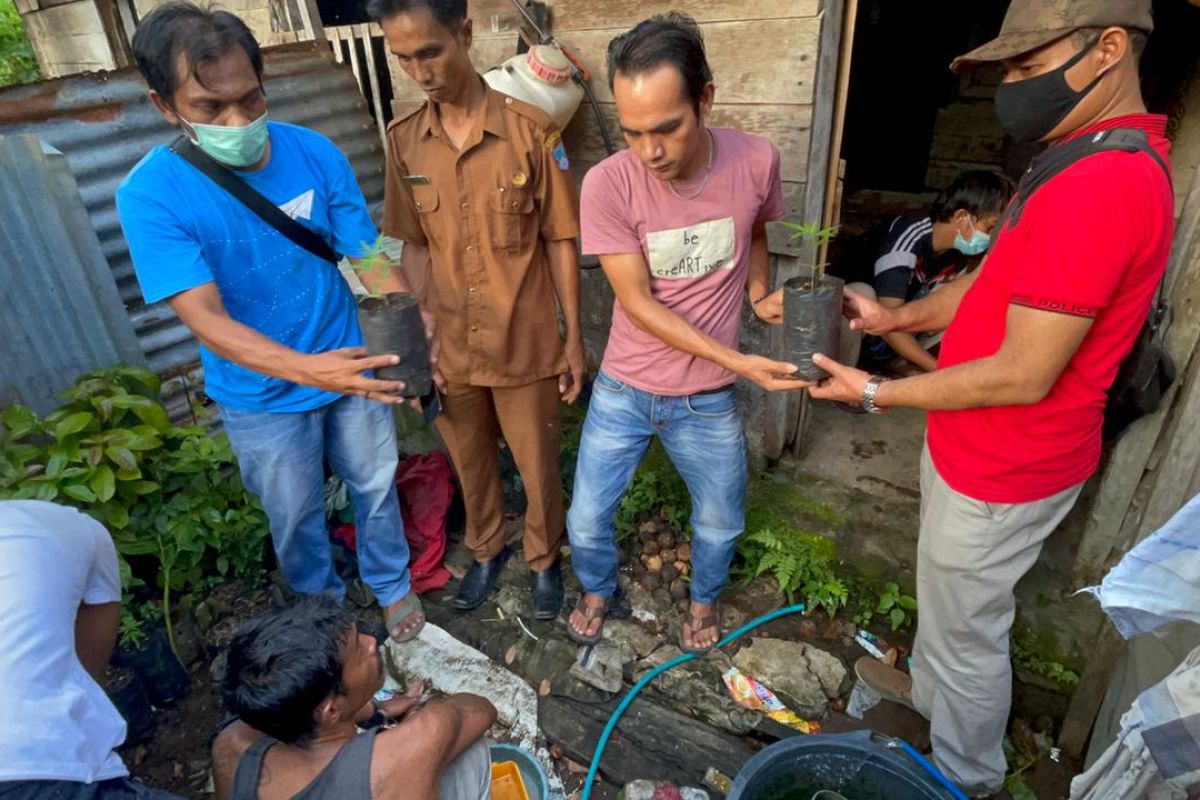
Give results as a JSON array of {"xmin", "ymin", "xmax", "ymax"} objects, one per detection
[
  {"xmin": 1010, "ymin": 634, "xmax": 1080, "ymax": 689},
  {"xmin": 854, "ymin": 581, "xmax": 918, "ymax": 631},
  {"xmin": 558, "ymin": 402, "xmax": 587, "ymax": 506},
  {"xmin": 0, "ymin": 367, "xmax": 267, "ymax": 649},
  {"xmin": 735, "ymin": 511, "xmax": 849, "ymax": 614},
  {"xmin": 0, "ymin": 0, "xmax": 38, "ymax": 87},
  {"xmin": 779, "ymin": 220, "xmax": 839, "ymax": 282}
]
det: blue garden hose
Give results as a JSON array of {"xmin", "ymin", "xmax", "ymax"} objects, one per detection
[
  {"xmin": 578, "ymin": 602, "xmax": 970, "ymax": 800},
  {"xmin": 580, "ymin": 603, "xmax": 808, "ymax": 800}
]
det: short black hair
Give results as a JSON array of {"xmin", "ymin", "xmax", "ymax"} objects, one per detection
[
  {"xmin": 607, "ymin": 13, "xmax": 713, "ymax": 114},
  {"xmin": 366, "ymin": 0, "xmax": 466, "ymax": 28},
  {"xmin": 929, "ymin": 170, "xmax": 1016, "ymax": 223},
  {"xmin": 221, "ymin": 596, "xmax": 356, "ymax": 745},
  {"xmin": 131, "ymin": 2, "xmax": 262, "ymax": 104}
]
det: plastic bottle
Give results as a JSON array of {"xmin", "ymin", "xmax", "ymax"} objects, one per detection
[{"xmin": 483, "ymin": 45, "xmax": 585, "ymax": 131}]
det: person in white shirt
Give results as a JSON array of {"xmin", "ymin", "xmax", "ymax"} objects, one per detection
[{"xmin": 0, "ymin": 500, "xmax": 180, "ymax": 800}]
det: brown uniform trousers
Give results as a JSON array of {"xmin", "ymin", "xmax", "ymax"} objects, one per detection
[{"xmin": 382, "ymin": 82, "xmax": 579, "ymax": 572}]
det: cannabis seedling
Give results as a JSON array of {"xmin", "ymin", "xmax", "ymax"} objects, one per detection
[{"xmin": 779, "ymin": 220, "xmax": 839, "ymax": 293}]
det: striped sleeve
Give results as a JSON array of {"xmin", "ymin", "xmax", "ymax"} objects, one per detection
[{"xmin": 874, "ymin": 217, "xmax": 931, "ymax": 275}]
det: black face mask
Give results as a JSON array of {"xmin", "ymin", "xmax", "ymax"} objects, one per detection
[{"xmin": 994, "ymin": 44, "xmax": 1106, "ymax": 143}]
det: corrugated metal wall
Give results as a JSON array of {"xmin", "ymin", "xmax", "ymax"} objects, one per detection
[
  {"xmin": 0, "ymin": 42, "xmax": 384, "ymax": 400},
  {"xmin": 0, "ymin": 134, "xmax": 148, "ymax": 414}
]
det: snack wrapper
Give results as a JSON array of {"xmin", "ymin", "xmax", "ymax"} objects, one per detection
[{"xmin": 722, "ymin": 667, "xmax": 821, "ymax": 734}]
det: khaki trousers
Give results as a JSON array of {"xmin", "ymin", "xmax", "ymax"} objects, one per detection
[
  {"xmin": 435, "ymin": 377, "xmax": 564, "ymax": 572},
  {"xmin": 910, "ymin": 445, "xmax": 1084, "ymax": 796}
]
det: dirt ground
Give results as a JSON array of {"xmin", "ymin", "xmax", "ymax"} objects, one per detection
[
  {"xmin": 112, "ymin": 400, "xmax": 1087, "ymax": 800},
  {"xmin": 121, "ymin": 661, "xmax": 223, "ymax": 798},
  {"xmin": 119, "ymin": 528, "xmax": 1084, "ymax": 800}
]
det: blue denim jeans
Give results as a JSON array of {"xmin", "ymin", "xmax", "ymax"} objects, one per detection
[
  {"xmin": 221, "ymin": 395, "xmax": 411, "ymax": 606},
  {"xmin": 567, "ymin": 371, "xmax": 747, "ymax": 605}
]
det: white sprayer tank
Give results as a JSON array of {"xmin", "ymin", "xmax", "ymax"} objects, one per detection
[{"xmin": 483, "ymin": 45, "xmax": 585, "ymax": 131}]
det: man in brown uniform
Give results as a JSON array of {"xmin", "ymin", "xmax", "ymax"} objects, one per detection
[{"xmin": 370, "ymin": 0, "xmax": 583, "ymax": 618}]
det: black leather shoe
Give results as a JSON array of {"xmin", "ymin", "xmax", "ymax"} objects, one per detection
[
  {"xmin": 530, "ymin": 561, "xmax": 564, "ymax": 620},
  {"xmin": 453, "ymin": 547, "xmax": 511, "ymax": 611}
]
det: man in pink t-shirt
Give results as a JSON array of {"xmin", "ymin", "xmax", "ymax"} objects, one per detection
[{"xmin": 565, "ymin": 13, "xmax": 803, "ymax": 654}]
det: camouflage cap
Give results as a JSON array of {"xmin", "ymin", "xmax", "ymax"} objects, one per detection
[{"xmin": 950, "ymin": 0, "xmax": 1154, "ymax": 73}]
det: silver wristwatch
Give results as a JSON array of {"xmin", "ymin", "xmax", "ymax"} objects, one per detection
[{"xmin": 861, "ymin": 375, "xmax": 889, "ymax": 414}]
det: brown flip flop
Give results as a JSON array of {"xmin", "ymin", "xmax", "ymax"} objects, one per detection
[
  {"xmin": 679, "ymin": 603, "xmax": 720, "ymax": 655},
  {"xmin": 567, "ymin": 594, "xmax": 609, "ymax": 646}
]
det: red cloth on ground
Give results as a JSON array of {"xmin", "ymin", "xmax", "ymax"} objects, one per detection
[
  {"xmin": 329, "ymin": 452, "xmax": 457, "ymax": 593},
  {"xmin": 331, "ymin": 522, "xmax": 356, "ymax": 551},
  {"xmin": 395, "ymin": 451, "xmax": 456, "ymax": 593}
]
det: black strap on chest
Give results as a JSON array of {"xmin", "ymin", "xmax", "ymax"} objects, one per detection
[
  {"xmin": 169, "ymin": 135, "xmax": 340, "ymax": 265},
  {"xmin": 992, "ymin": 127, "xmax": 1176, "ymax": 442},
  {"xmin": 995, "ymin": 128, "xmax": 1172, "ymax": 316},
  {"xmin": 993, "ymin": 130, "xmax": 1171, "ymax": 296}
]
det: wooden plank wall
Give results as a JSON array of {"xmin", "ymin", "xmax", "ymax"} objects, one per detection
[
  {"xmin": 133, "ymin": 0, "xmax": 311, "ymax": 45},
  {"xmin": 383, "ymin": 0, "xmax": 823, "ymax": 216},
  {"xmin": 923, "ymin": 67, "xmax": 1008, "ymax": 190},
  {"xmin": 20, "ymin": 0, "xmax": 121, "ymax": 79}
]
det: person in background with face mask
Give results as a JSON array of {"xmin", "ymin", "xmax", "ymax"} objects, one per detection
[
  {"xmin": 811, "ymin": 1, "xmax": 1173, "ymax": 796},
  {"xmin": 836, "ymin": 170, "xmax": 1016, "ymax": 377},
  {"xmin": 116, "ymin": 3, "xmax": 429, "ymax": 645}
]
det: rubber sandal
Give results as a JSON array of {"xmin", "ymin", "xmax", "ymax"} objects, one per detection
[
  {"xmin": 679, "ymin": 604, "xmax": 720, "ymax": 655},
  {"xmin": 567, "ymin": 594, "xmax": 609, "ymax": 646},
  {"xmin": 385, "ymin": 593, "xmax": 426, "ymax": 644}
]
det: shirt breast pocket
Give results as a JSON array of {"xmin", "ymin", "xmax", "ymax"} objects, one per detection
[
  {"xmin": 490, "ymin": 187, "xmax": 535, "ymax": 253},
  {"xmin": 411, "ymin": 185, "xmax": 440, "ymax": 245}
]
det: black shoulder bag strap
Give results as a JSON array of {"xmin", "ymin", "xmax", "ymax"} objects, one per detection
[
  {"xmin": 996, "ymin": 128, "xmax": 1170, "ymax": 236},
  {"xmin": 991, "ymin": 128, "xmax": 1175, "ymax": 441},
  {"xmin": 995, "ymin": 128, "xmax": 1173, "ymax": 331},
  {"xmin": 169, "ymin": 136, "xmax": 340, "ymax": 265}
]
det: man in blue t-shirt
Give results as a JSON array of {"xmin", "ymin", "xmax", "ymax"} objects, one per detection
[{"xmin": 116, "ymin": 3, "xmax": 426, "ymax": 643}]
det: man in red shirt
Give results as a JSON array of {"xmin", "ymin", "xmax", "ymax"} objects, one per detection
[{"xmin": 811, "ymin": 0, "xmax": 1173, "ymax": 795}]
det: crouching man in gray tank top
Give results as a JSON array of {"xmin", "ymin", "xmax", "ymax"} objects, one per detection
[{"xmin": 211, "ymin": 596, "xmax": 494, "ymax": 800}]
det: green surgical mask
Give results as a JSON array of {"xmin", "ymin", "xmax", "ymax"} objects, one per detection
[{"xmin": 180, "ymin": 112, "xmax": 270, "ymax": 168}]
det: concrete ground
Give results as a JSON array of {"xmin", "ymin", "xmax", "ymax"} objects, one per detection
[{"xmin": 793, "ymin": 399, "xmax": 927, "ymax": 504}]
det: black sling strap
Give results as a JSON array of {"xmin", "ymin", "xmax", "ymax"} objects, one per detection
[
  {"xmin": 995, "ymin": 128, "xmax": 1173, "ymax": 316},
  {"xmin": 991, "ymin": 127, "xmax": 1176, "ymax": 441},
  {"xmin": 169, "ymin": 136, "xmax": 340, "ymax": 265}
]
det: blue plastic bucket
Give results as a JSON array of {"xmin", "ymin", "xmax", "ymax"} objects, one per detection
[
  {"xmin": 728, "ymin": 731, "xmax": 960, "ymax": 800},
  {"xmin": 490, "ymin": 743, "xmax": 551, "ymax": 800}
]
